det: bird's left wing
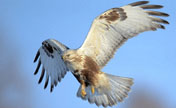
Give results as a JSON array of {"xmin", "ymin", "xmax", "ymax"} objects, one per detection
[
  {"xmin": 34, "ymin": 39, "xmax": 69, "ymax": 92},
  {"xmin": 78, "ymin": 1, "xmax": 169, "ymax": 68}
]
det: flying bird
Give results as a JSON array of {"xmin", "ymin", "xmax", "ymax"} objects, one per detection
[{"xmin": 34, "ymin": 1, "xmax": 169, "ymax": 107}]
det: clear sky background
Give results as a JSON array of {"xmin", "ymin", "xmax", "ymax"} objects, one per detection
[{"xmin": 0, "ymin": 0, "xmax": 175, "ymax": 108}]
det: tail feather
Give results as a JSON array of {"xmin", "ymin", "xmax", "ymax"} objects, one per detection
[
  {"xmin": 107, "ymin": 73, "xmax": 133, "ymax": 102},
  {"xmin": 77, "ymin": 73, "xmax": 133, "ymax": 107}
]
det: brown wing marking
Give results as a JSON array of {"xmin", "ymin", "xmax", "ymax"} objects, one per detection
[{"xmin": 99, "ymin": 8, "xmax": 127, "ymax": 24}]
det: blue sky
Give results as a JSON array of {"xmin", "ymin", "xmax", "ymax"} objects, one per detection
[{"xmin": 0, "ymin": 0, "xmax": 175, "ymax": 108}]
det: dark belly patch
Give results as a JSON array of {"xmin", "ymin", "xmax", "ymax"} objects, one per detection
[
  {"xmin": 73, "ymin": 56, "xmax": 100, "ymax": 86},
  {"xmin": 73, "ymin": 69, "xmax": 98, "ymax": 87}
]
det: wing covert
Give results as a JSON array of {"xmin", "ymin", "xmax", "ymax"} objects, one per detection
[
  {"xmin": 34, "ymin": 39, "xmax": 69, "ymax": 92},
  {"xmin": 78, "ymin": 1, "xmax": 169, "ymax": 68}
]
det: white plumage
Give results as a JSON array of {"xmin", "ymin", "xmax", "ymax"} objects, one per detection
[
  {"xmin": 34, "ymin": 39, "xmax": 69, "ymax": 91},
  {"xmin": 79, "ymin": 1, "xmax": 169, "ymax": 68},
  {"xmin": 34, "ymin": 1, "xmax": 169, "ymax": 107}
]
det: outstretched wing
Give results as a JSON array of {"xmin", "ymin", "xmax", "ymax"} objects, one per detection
[
  {"xmin": 78, "ymin": 1, "xmax": 169, "ymax": 68},
  {"xmin": 34, "ymin": 39, "xmax": 69, "ymax": 92}
]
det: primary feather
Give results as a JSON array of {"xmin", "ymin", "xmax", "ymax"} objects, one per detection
[
  {"xmin": 34, "ymin": 1, "xmax": 169, "ymax": 107},
  {"xmin": 78, "ymin": 1, "xmax": 169, "ymax": 68},
  {"xmin": 34, "ymin": 39, "xmax": 69, "ymax": 92}
]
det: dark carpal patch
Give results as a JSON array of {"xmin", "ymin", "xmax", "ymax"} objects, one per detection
[
  {"xmin": 116, "ymin": 8, "xmax": 127, "ymax": 21},
  {"xmin": 42, "ymin": 41, "xmax": 53, "ymax": 53},
  {"xmin": 42, "ymin": 41, "xmax": 54, "ymax": 58},
  {"xmin": 99, "ymin": 9, "xmax": 119, "ymax": 23},
  {"xmin": 99, "ymin": 8, "xmax": 127, "ymax": 24}
]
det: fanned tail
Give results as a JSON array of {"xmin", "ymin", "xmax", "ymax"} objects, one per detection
[{"xmin": 77, "ymin": 72, "xmax": 133, "ymax": 107}]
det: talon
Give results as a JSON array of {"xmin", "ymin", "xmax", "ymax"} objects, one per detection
[
  {"xmin": 81, "ymin": 89, "xmax": 86, "ymax": 97},
  {"xmin": 80, "ymin": 80, "xmax": 86, "ymax": 97},
  {"xmin": 91, "ymin": 86, "xmax": 95, "ymax": 94}
]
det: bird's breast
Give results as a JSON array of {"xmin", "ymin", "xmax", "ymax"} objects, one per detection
[{"xmin": 70, "ymin": 56, "xmax": 101, "ymax": 86}]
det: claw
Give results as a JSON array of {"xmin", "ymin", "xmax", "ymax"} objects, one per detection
[
  {"xmin": 91, "ymin": 86, "xmax": 95, "ymax": 94},
  {"xmin": 81, "ymin": 89, "xmax": 87, "ymax": 97},
  {"xmin": 80, "ymin": 80, "xmax": 87, "ymax": 97}
]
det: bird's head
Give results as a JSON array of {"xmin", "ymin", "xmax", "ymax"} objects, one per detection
[{"xmin": 62, "ymin": 50, "xmax": 79, "ymax": 62}]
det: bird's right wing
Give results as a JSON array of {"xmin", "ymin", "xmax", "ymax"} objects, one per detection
[
  {"xmin": 78, "ymin": 1, "xmax": 169, "ymax": 68},
  {"xmin": 34, "ymin": 39, "xmax": 69, "ymax": 92}
]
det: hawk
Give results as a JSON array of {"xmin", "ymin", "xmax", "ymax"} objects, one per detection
[{"xmin": 34, "ymin": 1, "xmax": 169, "ymax": 107}]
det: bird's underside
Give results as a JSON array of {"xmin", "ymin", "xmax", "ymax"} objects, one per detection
[{"xmin": 34, "ymin": 1, "xmax": 169, "ymax": 107}]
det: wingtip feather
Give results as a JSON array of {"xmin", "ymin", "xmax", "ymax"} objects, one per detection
[
  {"xmin": 160, "ymin": 25, "xmax": 165, "ymax": 29},
  {"xmin": 140, "ymin": 5, "xmax": 163, "ymax": 9},
  {"xmin": 34, "ymin": 59, "xmax": 41, "ymax": 75},
  {"xmin": 50, "ymin": 85, "xmax": 54, "ymax": 92},
  {"xmin": 146, "ymin": 11, "xmax": 169, "ymax": 17},
  {"xmin": 129, "ymin": 1, "xmax": 149, "ymax": 6},
  {"xmin": 38, "ymin": 67, "xmax": 45, "ymax": 84},
  {"xmin": 34, "ymin": 50, "xmax": 40, "ymax": 63},
  {"xmin": 44, "ymin": 75, "xmax": 49, "ymax": 89}
]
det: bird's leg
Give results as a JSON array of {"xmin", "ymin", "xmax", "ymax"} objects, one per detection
[
  {"xmin": 80, "ymin": 80, "xmax": 86, "ymax": 97},
  {"xmin": 91, "ymin": 86, "xmax": 95, "ymax": 94}
]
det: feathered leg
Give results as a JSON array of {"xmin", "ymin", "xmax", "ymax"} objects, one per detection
[
  {"xmin": 80, "ymin": 80, "xmax": 87, "ymax": 97},
  {"xmin": 77, "ymin": 72, "xmax": 133, "ymax": 107}
]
